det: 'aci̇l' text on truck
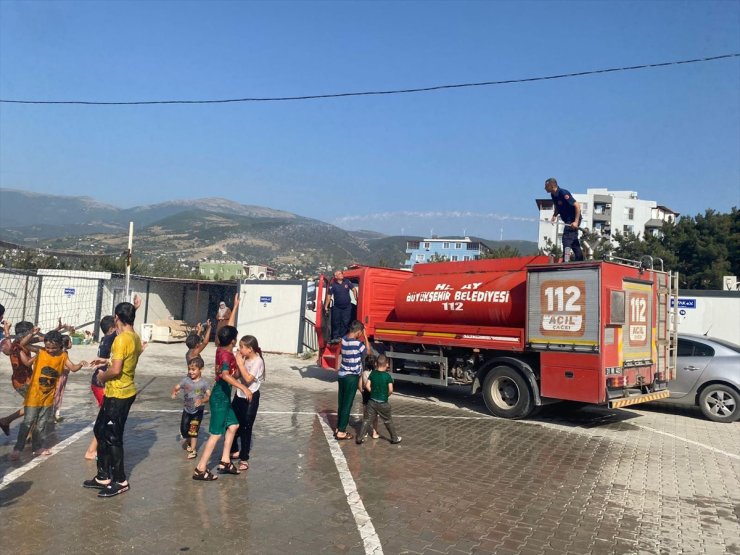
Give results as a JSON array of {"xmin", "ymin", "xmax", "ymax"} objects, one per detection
[{"xmin": 315, "ymin": 255, "xmax": 678, "ymax": 418}]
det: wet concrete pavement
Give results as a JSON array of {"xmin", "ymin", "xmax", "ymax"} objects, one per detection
[{"xmin": 0, "ymin": 343, "xmax": 738, "ymax": 554}]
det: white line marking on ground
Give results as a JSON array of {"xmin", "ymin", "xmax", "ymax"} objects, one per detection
[
  {"xmin": 631, "ymin": 424, "xmax": 740, "ymax": 460},
  {"xmin": 318, "ymin": 414, "xmax": 383, "ymax": 555},
  {"xmin": 0, "ymin": 423, "xmax": 94, "ymax": 491}
]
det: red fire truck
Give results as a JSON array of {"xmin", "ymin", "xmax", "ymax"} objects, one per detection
[{"xmin": 315, "ymin": 255, "xmax": 677, "ymax": 418}]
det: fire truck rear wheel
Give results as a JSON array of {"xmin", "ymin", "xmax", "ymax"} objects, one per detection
[{"xmin": 482, "ymin": 366, "xmax": 533, "ymax": 419}]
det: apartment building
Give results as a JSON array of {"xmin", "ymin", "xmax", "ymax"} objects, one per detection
[
  {"xmin": 536, "ymin": 188, "xmax": 679, "ymax": 251},
  {"xmin": 404, "ymin": 236, "xmax": 492, "ymax": 268}
]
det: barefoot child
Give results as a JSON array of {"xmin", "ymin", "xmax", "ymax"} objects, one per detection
[
  {"xmin": 10, "ymin": 329, "xmax": 87, "ymax": 460},
  {"xmin": 357, "ymin": 354, "xmax": 401, "ymax": 445},
  {"xmin": 172, "ymin": 355, "xmax": 211, "ymax": 459},
  {"xmin": 193, "ymin": 294, "xmax": 251, "ymax": 481},
  {"xmin": 0, "ymin": 321, "xmax": 36, "ymax": 436},
  {"xmin": 232, "ymin": 335, "xmax": 265, "ymax": 471},
  {"xmin": 53, "ymin": 333, "xmax": 74, "ymax": 422}
]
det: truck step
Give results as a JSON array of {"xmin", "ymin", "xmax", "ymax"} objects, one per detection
[{"xmin": 608, "ymin": 389, "xmax": 670, "ymax": 409}]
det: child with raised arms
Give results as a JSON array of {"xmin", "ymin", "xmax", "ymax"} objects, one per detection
[
  {"xmin": 10, "ymin": 329, "xmax": 87, "ymax": 460},
  {"xmin": 185, "ymin": 320, "xmax": 212, "ymax": 364},
  {"xmin": 172, "ymin": 355, "xmax": 211, "ymax": 459}
]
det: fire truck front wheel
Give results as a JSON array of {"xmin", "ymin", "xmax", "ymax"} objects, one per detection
[{"xmin": 482, "ymin": 366, "xmax": 533, "ymax": 419}]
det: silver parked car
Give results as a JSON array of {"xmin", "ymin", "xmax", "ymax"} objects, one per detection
[{"xmin": 662, "ymin": 334, "xmax": 740, "ymax": 423}]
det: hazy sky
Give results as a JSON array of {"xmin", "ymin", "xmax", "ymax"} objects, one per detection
[{"xmin": 1, "ymin": 0, "xmax": 738, "ymax": 241}]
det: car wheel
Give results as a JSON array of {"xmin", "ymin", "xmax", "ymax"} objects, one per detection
[{"xmin": 698, "ymin": 384, "xmax": 740, "ymax": 423}]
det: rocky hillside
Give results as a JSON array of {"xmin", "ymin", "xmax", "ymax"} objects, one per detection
[{"xmin": 0, "ymin": 188, "xmax": 537, "ymax": 274}]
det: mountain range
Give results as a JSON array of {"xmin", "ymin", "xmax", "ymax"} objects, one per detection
[{"xmin": 0, "ymin": 188, "xmax": 537, "ymax": 274}]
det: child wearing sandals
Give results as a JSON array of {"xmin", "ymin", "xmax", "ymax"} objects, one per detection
[
  {"xmin": 193, "ymin": 295, "xmax": 252, "ymax": 481},
  {"xmin": 172, "ymin": 355, "xmax": 211, "ymax": 459},
  {"xmin": 10, "ymin": 329, "xmax": 87, "ymax": 460},
  {"xmin": 231, "ymin": 335, "xmax": 265, "ymax": 471}
]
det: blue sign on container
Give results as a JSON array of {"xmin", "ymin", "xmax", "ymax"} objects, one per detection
[
  {"xmin": 671, "ymin": 298, "xmax": 696, "ymax": 309},
  {"xmin": 64, "ymin": 287, "xmax": 76, "ymax": 297},
  {"xmin": 259, "ymin": 296, "xmax": 272, "ymax": 303}
]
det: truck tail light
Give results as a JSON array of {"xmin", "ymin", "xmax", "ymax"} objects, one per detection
[{"xmin": 607, "ymin": 376, "xmax": 626, "ymax": 388}]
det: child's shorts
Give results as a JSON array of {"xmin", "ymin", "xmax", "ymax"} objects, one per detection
[
  {"xmin": 181, "ymin": 407, "xmax": 205, "ymax": 439},
  {"xmin": 91, "ymin": 385, "xmax": 104, "ymax": 407},
  {"xmin": 208, "ymin": 399, "xmax": 238, "ymax": 435}
]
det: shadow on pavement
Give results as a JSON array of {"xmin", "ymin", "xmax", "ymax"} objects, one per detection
[
  {"xmin": 0, "ymin": 480, "xmax": 32, "ymax": 507},
  {"xmin": 294, "ymin": 364, "xmax": 336, "ymax": 383}
]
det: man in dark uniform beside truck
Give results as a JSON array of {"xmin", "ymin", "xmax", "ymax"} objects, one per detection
[
  {"xmin": 545, "ymin": 177, "xmax": 584, "ymax": 262},
  {"xmin": 324, "ymin": 270, "xmax": 357, "ymax": 343}
]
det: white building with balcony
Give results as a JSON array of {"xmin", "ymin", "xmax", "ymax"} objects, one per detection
[{"xmin": 535, "ymin": 188, "xmax": 679, "ymax": 251}]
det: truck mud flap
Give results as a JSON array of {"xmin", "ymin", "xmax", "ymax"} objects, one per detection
[{"xmin": 609, "ymin": 390, "xmax": 670, "ymax": 409}]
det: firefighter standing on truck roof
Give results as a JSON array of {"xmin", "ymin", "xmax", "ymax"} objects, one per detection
[{"xmin": 545, "ymin": 177, "xmax": 584, "ymax": 262}]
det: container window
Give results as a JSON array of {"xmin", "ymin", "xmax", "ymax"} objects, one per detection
[{"xmin": 609, "ymin": 290, "xmax": 625, "ymax": 325}]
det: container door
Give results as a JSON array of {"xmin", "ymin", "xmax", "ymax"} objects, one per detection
[
  {"xmin": 527, "ymin": 267, "xmax": 601, "ymax": 352},
  {"xmin": 621, "ymin": 280, "xmax": 653, "ymax": 367}
]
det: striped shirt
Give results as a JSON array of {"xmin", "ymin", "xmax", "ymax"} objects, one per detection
[{"xmin": 338, "ymin": 336, "xmax": 366, "ymax": 377}]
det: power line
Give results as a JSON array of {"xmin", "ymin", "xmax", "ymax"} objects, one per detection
[{"xmin": 1, "ymin": 53, "xmax": 737, "ymax": 106}]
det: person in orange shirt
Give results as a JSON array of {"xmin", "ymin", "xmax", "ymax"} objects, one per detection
[{"xmin": 9, "ymin": 329, "xmax": 87, "ymax": 460}]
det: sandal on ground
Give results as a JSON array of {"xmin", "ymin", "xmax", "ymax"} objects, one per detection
[
  {"xmin": 33, "ymin": 448, "xmax": 52, "ymax": 456},
  {"xmin": 336, "ymin": 433, "xmax": 353, "ymax": 441},
  {"xmin": 192, "ymin": 468, "xmax": 218, "ymax": 481},
  {"xmin": 372, "ymin": 432, "xmax": 380, "ymax": 439},
  {"xmin": 237, "ymin": 460, "xmax": 249, "ymax": 471},
  {"xmin": 187, "ymin": 450, "xmax": 197, "ymax": 460},
  {"xmin": 217, "ymin": 461, "xmax": 240, "ymax": 475}
]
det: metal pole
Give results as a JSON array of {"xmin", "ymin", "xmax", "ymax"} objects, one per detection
[{"xmin": 125, "ymin": 221, "xmax": 133, "ymax": 301}]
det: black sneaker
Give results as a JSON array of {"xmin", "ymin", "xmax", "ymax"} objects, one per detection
[
  {"xmin": 356, "ymin": 438, "xmax": 365, "ymax": 445},
  {"xmin": 390, "ymin": 437, "xmax": 402, "ymax": 444},
  {"xmin": 83, "ymin": 477, "xmax": 110, "ymax": 490},
  {"xmin": 98, "ymin": 482, "xmax": 130, "ymax": 498}
]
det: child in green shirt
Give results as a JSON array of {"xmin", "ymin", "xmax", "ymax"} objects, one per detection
[{"xmin": 357, "ymin": 354, "xmax": 401, "ymax": 445}]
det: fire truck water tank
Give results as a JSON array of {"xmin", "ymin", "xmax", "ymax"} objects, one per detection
[{"xmin": 393, "ymin": 269, "xmax": 528, "ymax": 327}]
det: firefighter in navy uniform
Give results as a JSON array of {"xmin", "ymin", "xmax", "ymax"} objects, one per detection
[
  {"xmin": 545, "ymin": 177, "xmax": 584, "ymax": 262},
  {"xmin": 323, "ymin": 270, "xmax": 357, "ymax": 343}
]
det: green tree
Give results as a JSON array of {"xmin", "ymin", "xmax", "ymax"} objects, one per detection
[
  {"xmin": 428, "ymin": 253, "xmax": 449, "ymax": 263},
  {"xmin": 538, "ymin": 237, "xmax": 562, "ymax": 260},
  {"xmin": 610, "ymin": 208, "xmax": 738, "ymax": 289},
  {"xmin": 482, "ymin": 245, "xmax": 521, "ymax": 259}
]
